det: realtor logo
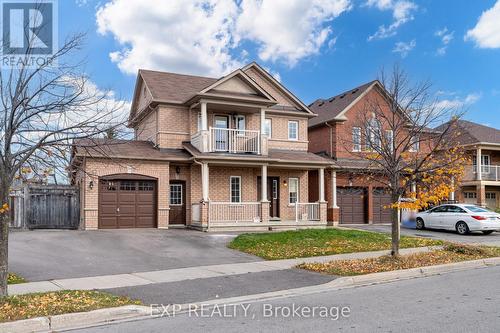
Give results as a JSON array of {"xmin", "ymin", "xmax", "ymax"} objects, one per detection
[{"xmin": 1, "ymin": 0, "xmax": 57, "ymax": 67}]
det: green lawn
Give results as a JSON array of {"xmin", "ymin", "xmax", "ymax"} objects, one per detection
[
  {"xmin": 228, "ymin": 228, "xmax": 443, "ymax": 260},
  {"xmin": 298, "ymin": 243, "xmax": 500, "ymax": 276},
  {"xmin": 0, "ymin": 290, "xmax": 141, "ymax": 323},
  {"xmin": 7, "ymin": 273, "xmax": 26, "ymax": 285}
]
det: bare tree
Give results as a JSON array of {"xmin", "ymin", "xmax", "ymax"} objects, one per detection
[
  {"xmin": 0, "ymin": 31, "xmax": 126, "ymax": 296},
  {"xmin": 348, "ymin": 65, "xmax": 465, "ymax": 256}
]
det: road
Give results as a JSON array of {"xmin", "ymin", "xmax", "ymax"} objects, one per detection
[{"xmin": 75, "ymin": 265, "xmax": 500, "ymax": 333}]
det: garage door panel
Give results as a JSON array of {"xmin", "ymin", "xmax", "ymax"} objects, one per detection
[
  {"xmin": 99, "ymin": 179, "xmax": 156, "ymax": 229},
  {"xmin": 338, "ymin": 187, "xmax": 366, "ymax": 224}
]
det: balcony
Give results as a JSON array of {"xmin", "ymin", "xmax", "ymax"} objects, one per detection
[
  {"xmin": 191, "ymin": 127, "xmax": 265, "ymax": 155},
  {"xmin": 464, "ymin": 165, "xmax": 500, "ymax": 182}
]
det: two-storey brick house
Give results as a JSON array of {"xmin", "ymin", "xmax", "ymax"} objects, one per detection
[
  {"xmin": 307, "ymin": 80, "xmax": 432, "ymax": 225},
  {"xmin": 71, "ymin": 62, "xmax": 331, "ymax": 231}
]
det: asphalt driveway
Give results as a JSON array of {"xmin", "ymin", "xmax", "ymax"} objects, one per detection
[
  {"xmin": 8, "ymin": 229, "xmax": 259, "ymax": 282},
  {"xmin": 348, "ymin": 224, "xmax": 500, "ymax": 246}
]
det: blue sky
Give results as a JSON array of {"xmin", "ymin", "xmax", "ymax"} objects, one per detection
[{"xmin": 59, "ymin": 0, "xmax": 500, "ymax": 128}]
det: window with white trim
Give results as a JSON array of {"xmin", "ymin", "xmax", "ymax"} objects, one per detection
[
  {"xmin": 352, "ymin": 127, "xmax": 361, "ymax": 152},
  {"xmin": 170, "ymin": 184, "xmax": 183, "ymax": 205},
  {"xmin": 409, "ymin": 136, "xmax": 420, "ymax": 152},
  {"xmin": 263, "ymin": 118, "xmax": 272, "ymax": 138},
  {"xmin": 366, "ymin": 118, "xmax": 381, "ymax": 150},
  {"xmin": 235, "ymin": 115, "xmax": 245, "ymax": 136},
  {"xmin": 288, "ymin": 178, "xmax": 299, "ymax": 204},
  {"xmin": 230, "ymin": 176, "xmax": 241, "ymax": 203},
  {"xmin": 385, "ymin": 130, "xmax": 394, "ymax": 152},
  {"xmin": 288, "ymin": 121, "xmax": 298, "ymax": 140}
]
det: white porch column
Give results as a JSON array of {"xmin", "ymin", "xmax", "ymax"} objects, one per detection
[
  {"xmin": 260, "ymin": 108, "xmax": 265, "ymax": 134},
  {"xmin": 201, "ymin": 102, "xmax": 208, "ymax": 131},
  {"xmin": 319, "ymin": 168, "xmax": 325, "ymax": 202},
  {"xmin": 477, "ymin": 148, "xmax": 482, "ymax": 180},
  {"xmin": 331, "ymin": 170, "xmax": 338, "ymax": 208},
  {"xmin": 202, "ymin": 163, "xmax": 209, "ymax": 201},
  {"xmin": 261, "ymin": 164, "xmax": 268, "ymax": 202},
  {"xmin": 449, "ymin": 176, "xmax": 455, "ymax": 201}
]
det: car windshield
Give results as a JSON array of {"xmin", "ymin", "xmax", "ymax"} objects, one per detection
[{"xmin": 464, "ymin": 205, "xmax": 491, "ymax": 213}]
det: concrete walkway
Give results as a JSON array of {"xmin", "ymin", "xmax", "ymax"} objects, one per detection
[{"xmin": 8, "ymin": 247, "xmax": 434, "ymax": 295}]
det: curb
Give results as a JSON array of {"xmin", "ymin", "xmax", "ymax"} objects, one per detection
[
  {"xmin": 3, "ymin": 257, "xmax": 500, "ymax": 332},
  {"xmin": 0, "ymin": 305, "xmax": 150, "ymax": 333}
]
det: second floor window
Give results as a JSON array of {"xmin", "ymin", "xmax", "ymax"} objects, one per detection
[
  {"xmin": 264, "ymin": 118, "xmax": 272, "ymax": 138},
  {"xmin": 409, "ymin": 135, "xmax": 420, "ymax": 152},
  {"xmin": 230, "ymin": 176, "xmax": 241, "ymax": 203},
  {"xmin": 352, "ymin": 127, "xmax": 361, "ymax": 152},
  {"xmin": 288, "ymin": 121, "xmax": 298, "ymax": 140},
  {"xmin": 385, "ymin": 130, "xmax": 394, "ymax": 152}
]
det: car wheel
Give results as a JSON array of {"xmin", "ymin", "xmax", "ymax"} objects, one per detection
[
  {"xmin": 482, "ymin": 230, "xmax": 494, "ymax": 235},
  {"xmin": 456, "ymin": 221, "xmax": 470, "ymax": 235},
  {"xmin": 416, "ymin": 218, "xmax": 425, "ymax": 230}
]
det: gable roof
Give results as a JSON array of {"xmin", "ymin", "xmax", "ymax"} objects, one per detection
[
  {"xmin": 435, "ymin": 119, "xmax": 500, "ymax": 145},
  {"xmin": 308, "ymin": 80, "xmax": 377, "ymax": 127}
]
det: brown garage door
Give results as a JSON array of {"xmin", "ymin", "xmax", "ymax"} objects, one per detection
[
  {"xmin": 373, "ymin": 188, "xmax": 392, "ymax": 224},
  {"xmin": 338, "ymin": 187, "xmax": 366, "ymax": 224},
  {"xmin": 99, "ymin": 177, "xmax": 157, "ymax": 229}
]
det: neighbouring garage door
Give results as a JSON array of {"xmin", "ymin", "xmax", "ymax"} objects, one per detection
[
  {"xmin": 99, "ymin": 176, "xmax": 157, "ymax": 229},
  {"xmin": 338, "ymin": 187, "xmax": 366, "ymax": 224},
  {"xmin": 373, "ymin": 188, "xmax": 392, "ymax": 224}
]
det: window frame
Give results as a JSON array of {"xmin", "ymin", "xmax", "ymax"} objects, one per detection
[
  {"xmin": 230, "ymin": 176, "xmax": 242, "ymax": 203},
  {"xmin": 385, "ymin": 129, "xmax": 394, "ymax": 152},
  {"xmin": 352, "ymin": 127, "xmax": 361, "ymax": 152},
  {"xmin": 235, "ymin": 115, "xmax": 246, "ymax": 136},
  {"xmin": 264, "ymin": 118, "xmax": 272, "ymax": 138},
  {"xmin": 169, "ymin": 183, "xmax": 183, "ymax": 206},
  {"xmin": 288, "ymin": 177, "xmax": 299, "ymax": 205},
  {"xmin": 288, "ymin": 120, "xmax": 299, "ymax": 141},
  {"xmin": 409, "ymin": 135, "xmax": 420, "ymax": 152}
]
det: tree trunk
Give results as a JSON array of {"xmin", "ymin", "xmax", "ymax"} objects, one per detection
[
  {"xmin": 0, "ymin": 179, "xmax": 9, "ymax": 297},
  {"xmin": 390, "ymin": 177, "xmax": 401, "ymax": 257}
]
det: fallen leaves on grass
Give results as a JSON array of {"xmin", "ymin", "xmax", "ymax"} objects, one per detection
[
  {"xmin": 229, "ymin": 228, "xmax": 442, "ymax": 260},
  {"xmin": 0, "ymin": 290, "xmax": 141, "ymax": 323},
  {"xmin": 298, "ymin": 244, "xmax": 500, "ymax": 276},
  {"xmin": 7, "ymin": 273, "xmax": 27, "ymax": 285}
]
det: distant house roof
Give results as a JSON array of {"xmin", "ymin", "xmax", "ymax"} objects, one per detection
[
  {"xmin": 73, "ymin": 138, "xmax": 192, "ymax": 161},
  {"xmin": 435, "ymin": 120, "xmax": 500, "ymax": 145},
  {"xmin": 308, "ymin": 81, "xmax": 377, "ymax": 127}
]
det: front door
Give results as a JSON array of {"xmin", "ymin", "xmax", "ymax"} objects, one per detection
[
  {"xmin": 257, "ymin": 177, "xmax": 280, "ymax": 219},
  {"xmin": 169, "ymin": 181, "xmax": 186, "ymax": 225},
  {"xmin": 214, "ymin": 116, "xmax": 229, "ymax": 151}
]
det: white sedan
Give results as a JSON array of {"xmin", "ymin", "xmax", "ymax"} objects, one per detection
[{"xmin": 415, "ymin": 204, "xmax": 500, "ymax": 235}]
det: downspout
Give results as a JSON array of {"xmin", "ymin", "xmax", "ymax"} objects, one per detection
[{"xmin": 193, "ymin": 158, "xmax": 209, "ymax": 230}]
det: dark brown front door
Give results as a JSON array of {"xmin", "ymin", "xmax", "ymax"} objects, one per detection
[
  {"xmin": 338, "ymin": 187, "xmax": 366, "ymax": 224},
  {"xmin": 373, "ymin": 188, "xmax": 392, "ymax": 224},
  {"xmin": 99, "ymin": 179, "xmax": 157, "ymax": 229},
  {"xmin": 169, "ymin": 180, "xmax": 186, "ymax": 225},
  {"xmin": 257, "ymin": 177, "xmax": 280, "ymax": 219}
]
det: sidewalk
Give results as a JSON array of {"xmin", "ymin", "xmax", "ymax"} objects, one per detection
[{"xmin": 8, "ymin": 247, "xmax": 434, "ymax": 295}]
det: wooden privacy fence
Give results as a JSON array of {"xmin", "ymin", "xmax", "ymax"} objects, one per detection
[{"xmin": 9, "ymin": 184, "xmax": 80, "ymax": 229}]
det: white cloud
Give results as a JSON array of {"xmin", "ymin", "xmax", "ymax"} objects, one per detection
[
  {"xmin": 435, "ymin": 93, "xmax": 481, "ymax": 110},
  {"xmin": 392, "ymin": 39, "xmax": 415, "ymax": 58},
  {"xmin": 435, "ymin": 27, "xmax": 454, "ymax": 55},
  {"xmin": 365, "ymin": 0, "xmax": 418, "ymax": 40},
  {"xmin": 96, "ymin": 0, "xmax": 352, "ymax": 77},
  {"xmin": 465, "ymin": 1, "xmax": 500, "ymax": 48}
]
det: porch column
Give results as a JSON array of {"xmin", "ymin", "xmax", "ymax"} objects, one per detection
[
  {"xmin": 261, "ymin": 165, "xmax": 268, "ymax": 202},
  {"xmin": 319, "ymin": 168, "xmax": 325, "ymax": 202},
  {"xmin": 260, "ymin": 108, "xmax": 268, "ymax": 155},
  {"xmin": 201, "ymin": 102, "xmax": 208, "ymax": 131},
  {"xmin": 202, "ymin": 163, "xmax": 209, "ymax": 202},
  {"xmin": 331, "ymin": 171, "xmax": 338, "ymax": 208},
  {"xmin": 449, "ymin": 176, "xmax": 455, "ymax": 201},
  {"xmin": 477, "ymin": 148, "xmax": 482, "ymax": 180},
  {"xmin": 477, "ymin": 184, "xmax": 486, "ymax": 207}
]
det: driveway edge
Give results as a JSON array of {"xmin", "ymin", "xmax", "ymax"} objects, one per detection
[{"xmin": 2, "ymin": 257, "xmax": 500, "ymax": 332}]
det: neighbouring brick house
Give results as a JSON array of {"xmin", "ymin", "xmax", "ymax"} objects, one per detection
[
  {"xmin": 307, "ymin": 80, "xmax": 431, "ymax": 225},
  {"xmin": 71, "ymin": 62, "xmax": 331, "ymax": 231},
  {"xmin": 438, "ymin": 120, "xmax": 500, "ymax": 211}
]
